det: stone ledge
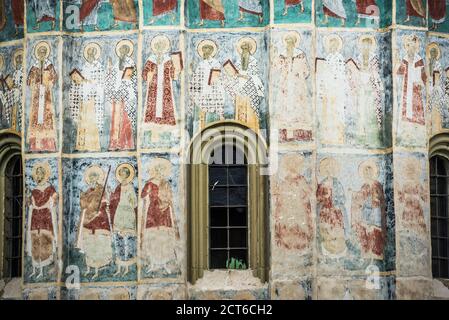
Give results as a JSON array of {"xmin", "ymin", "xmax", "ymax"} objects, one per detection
[{"xmin": 1, "ymin": 278, "xmax": 22, "ymax": 300}]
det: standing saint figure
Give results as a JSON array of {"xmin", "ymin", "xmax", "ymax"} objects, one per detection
[
  {"xmin": 317, "ymin": 157, "xmax": 347, "ymax": 258},
  {"xmin": 322, "ymin": 0, "xmax": 346, "ymax": 26},
  {"xmin": 149, "ymin": 0, "xmax": 177, "ymax": 24},
  {"xmin": 316, "ymin": 35, "xmax": 347, "ymax": 145},
  {"xmin": 27, "ymin": 41, "xmax": 58, "ymax": 152},
  {"xmin": 427, "ymin": 43, "xmax": 445, "ymax": 135},
  {"xmin": 347, "ymin": 35, "xmax": 384, "ymax": 146},
  {"xmin": 29, "ymin": 0, "xmax": 56, "ymax": 30},
  {"xmin": 199, "ymin": 0, "xmax": 225, "ymax": 27},
  {"xmin": 354, "ymin": 0, "xmax": 379, "ymax": 26},
  {"xmin": 105, "ymin": 39, "xmax": 137, "ymax": 151},
  {"xmin": 273, "ymin": 32, "xmax": 312, "ymax": 142},
  {"xmin": 142, "ymin": 35, "xmax": 182, "ymax": 143},
  {"xmin": 351, "ymin": 160, "xmax": 386, "ymax": 260},
  {"xmin": 189, "ymin": 39, "xmax": 225, "ymax": 132},
  {"xmin": 283, "ymin": 0, "xmax": 304, "ymax": 16},
  {"xmin": 404, "ymin": 0, "xmax": 426, "ymax": 25},
  {"xmin": 429, "ymin": 0, "xmax": 446, "ymax": 30},
  {"xmin": 110, "ymin": 0, "xmax": 137, "ymax": 28},
  {"xmin": 11, "ymin": 0, "xmax": 25, "ymax": 35},
  {"xmin": 238, "ymin": 0, "xmax": 263, "ymax": 24},
  {"xmin": 273, "ymin": 155, "xmax": 313, "ymax": 253},
  {"xmin": 26, "ymin": 162, "xmax": 58, "ymax": 279},
  {"xmin": 0, "ymin": 54, "xmax": 9, "ymax": 127},
  {"xmin": 109, "ymin": 163, "xmax": 137, "ymax": 276},
  {"xmin": 223, "ymin": 37, "xmax": 264, "ymax": 132},
  {"xmin": 79, "ymin": 0, "xmax": 102, "ymax": 31},
  {"xmin": 141, "ymin": 158, "xmax": 180, "ymax": 275},
  {"xmin": 76, "ymin": 165, "xmax": 113, "ymax": 279}
]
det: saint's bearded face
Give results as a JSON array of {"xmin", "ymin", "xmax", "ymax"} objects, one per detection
[
  {"xmin": 15, "ymin": 55, "xmax": 23, "ymax": 69},
  {"xmin": 405, "ymin": 41, "xmax": 417, "ymax": 59},
  {"xmin": 119, "ymin": 45, "xmax": 130, "ymax": 58},
  {"xmin": 86, "ymin": 48, "xmax": 96, "ymax": 63},
  {"xmin": 284, "ymin": 36, "xmax": 296, "ymax": 49},
  {"xmin": 202, "ymin": 45, "xmax": 213, "ymax": 60},
  {"xmin": 34, "ymin": 167, "xmax": 46, "ymax": 184},
  {"xmin": 37, "ymin": 47, "xmax": 47, "ymax": 62},
  {"xmin": 87, "ymin": 173, "xmax": 99, "ymax": 187},
  {"xmin": 361, "ymin": 39, "xmax": 372, "ymax": 57},
  {"xmin": 430, "ymin": 48, "xmax": 438, "ymax": 60},
  {"xmin": 240, "ymin": 43, "xmax": 250, "ymax": 56},
  {"xmin": 329, "ymin": 39, "xmax": 339, "ymax": 54},
  {"xmin": 118, "ymin": 168, "xmax": 131, "ymax": 183}
]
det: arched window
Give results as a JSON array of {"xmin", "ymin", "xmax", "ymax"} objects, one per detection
[
  {"xmin": 0, "ymin": 132, "xmax": 22, "ymax": 280},
  {"xmin": 187, "ymin": 122, "xmax": 269, "ymax": 284}
]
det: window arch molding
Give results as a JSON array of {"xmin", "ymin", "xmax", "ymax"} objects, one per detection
[
  {"xmin": 430, "ymin": 133, "xmax": 449, "ymax": 161},
  {"xmin": 187, "ymin": 121, "xmax": 269, "ymax": 284},
  {"xmin": 0, "ymin": 132, "xmax": 22, "ymax": 280}
]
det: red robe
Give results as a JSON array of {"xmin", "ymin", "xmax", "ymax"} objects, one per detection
[
  {"xmin": 429, "ymin": 0, "xmax": 446, "ymax": 22},
  {"xmin": 142, "ymin": 58, "xmax": 176, "ymax": 125},
  {"xmin": 79, "ymin": 0, "xmax": 101, "ymax": 22},
  {"xmin": 11, "ymin": 0, "xmax": 24, "ymax": 26},
  {"xmin": 108, "ymin": 100, "xmax": 135, "ymax": 151},
  {"xmin": 285, "ymin": 0, "xmax": 302, "ymax": 5},
  {"xmin": 153, "ymin": 0, "xmax": 177, "ymax": 16},
  {"xmin": 30, "ymin": 186, "xmax": 56, "ymax": 234},
  {"xmin": 81, "ymin": 185, "xmax": 110, "ymax": 233},
  {"xmin": 141, "ymin": 181, "xmax": 173, "ymax": 229},
  {"xmin": 406, "ymin": 0, "xmax": 425, "ymax": 18},
  {"xmin": 200, "ymin": 0, "xmax": 225, "ymax": 21},
  {"xmin": 356, "ymin": 0, "xmax": 379, "ymax": 17}
]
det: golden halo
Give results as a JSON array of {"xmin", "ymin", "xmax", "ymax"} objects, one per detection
[
  {"xmin": 116, "ymin": 163, "xmax": 135, "ymax": 185},
  {"xmin": 147, "ymin": 158, "xmax": 172, "ymax": 179},
  {"xmin": 402, "ymin": 34, "xmax": 420, "ymax": 50},
  {"xmin": 197, "ymin": 39, "xmax": 218, "ymax": 58},
  {"xmin": 319, "ymin": 157, "xmax": 340, "ymax": 177},
  {"xmin": 31, "ymin": 162, "xmax": 51, "ymax": 183},
  {"xmin": 283, "ymin": 31, "xmax": 301, "ymax": 48},
  {"xmin": 34, "ymin": 41, "xmax": 51, "ymax": 60},
  {"xmin": 236, "ymin": 37, "xmax": 257, "ymax": 55},
  {"xmin": 115, "ymin": 39, "xmax": 134, "ymax": 57},
  {"xmin": 84, "ymin": 165, "xmax": 105, "ymax": 185},
  {"xmin": 83, "ymin": 42, "xmax": 101, "ymax": 61},
  {"xmin": 358, "ymin": 35, "xmax": 377, "ymax": 52},
  {"xmin": 427, "ymin": 42, "xmax": 441, "ymax": 60},
  {"xmin": 13, "ymin": 48, "xmax": 23, "ymax": 68},
  {"xmin": 324, "ymin": 34, "xmax": 343, "ymax": 53},
  {"xmin": 358, "ymin": 159, "xmax": 379, "ymax": 180},
  {"xmin": 150, "ymin": 35, "xmax": 171, "ymax": 55}
]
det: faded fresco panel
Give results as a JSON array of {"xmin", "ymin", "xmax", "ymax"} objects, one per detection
[
  {"xmin": 63, "ymin": 285, "xmax": 137, "ymax": 300},
  {"xmin": 270, "ymin": 278, "xmax": 312, "ymax": 300},
  {"xmin": 23, "ymin": 286, "xmax": 59, "ymax": 300},
  {"xmin": 271, "ymin": 152, "xmax": 314, "ymax": 279},
  {"xmin": 270, "ymin": 28, "xmax": 313, "ymax": 145},
  {"xmin": 395, "ymin": 0, "xmax": 427, "ymax": 27},
  {"xmin": 394, "ymin": 152, "xmax": 431, "ymax": 278},
  {"xmin": 141, "ymin": 30, "xmax": 183, "ymax": 150},
  {"xmin": 63, "ymin": 157, "xmax": 138, "ymax": 283},
  {"xmin": 315, "ymin": 154, "xmax": 395, "ymax": 276},
  {"xmin": 315, "ymin": 0, "xmax": 391, "ymax": 28},
  {"xmin": 0, "ymin": 0, "xmax": 24, "ymax": 41},
  {"xmin": 137, "ymin": 283, "xmax": 186, "ymax": 299},
  {"xmin": 24, "ymin": 157, "xmax": 60, "ymax": 284},
  {"xmin": 394, "ymin": 30, "xmax": 427, "ymax": 148},
  {"xmin": 316, "ymin": 30, "xmax": 392, "ymax": 149},
  {"xmin": 26, "ymin": 0, "xmax": 60, "ymax": 33},
  {"xmin": 63, "ymin": 0, "xmax": 139, "ymax": 32},
  {"xmin": 186, "ymin": 0, "xmax": 269, "ymax": 29},
  {"xmin": 139, "ymin": 153, "xmax": 182, "ymax": 280},
  {"xmin": 186, "ymin": 31, "xmax": 268, "ymax": 139},
  {"xmin": 143, "ymin": 0, "xmax": 180, "ymax": 26},
  {"xmin": 0, "ymin": 44, "xmax": 23, "ymax": 133},
  {"xmin": 273, "ymin": 0, "xmax": 312, "ymax": 24},
  {"xmin": 63, "ymin": 34, "xmax": 138, "ymax": 153},
  {"xmin": 25, "ymin": 37, "xmax": 60, "ymax": 153}
]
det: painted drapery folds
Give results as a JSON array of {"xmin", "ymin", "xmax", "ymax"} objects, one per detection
[{"xmin": 0, "ymin": 1, "xmax": 441, "ymax": 300}]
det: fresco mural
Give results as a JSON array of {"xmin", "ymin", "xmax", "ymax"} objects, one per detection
[
  {"xmin": 394, "ymin": 30, "xmax": 427, "ymax": 148},
  {"xmin": 26, "ymin": 0, "xmax": 60, "ymax": 33},
  {"xmin": 141, "ymin": 31, "xmax": 183, "ymax": 150},
  {"xmin": 63, "ymin": 0, "xmax": 139, "ymax": 32},
  {"xmin": 186, "ymin": 31, "xmax": 268, "ymax": 137},
  {"xmin": 143, "ymin": 0, "xmax": 180, "ymax": 26},
  {"xmin": 316, "ymin": 31, "xmax": 392, "ymax": 149},
  {"xmin": 63, "ymin": 157, "xmax": 138, "ymax": 283},
  {"xmin": 63, "ymin": 34, "xmax": 138, "ymax": 153},
  {"xmin": 395, "ymin": 0, "xmax": 427, "ymax": 27},
  {"xmin": 24, "ymin": 158, "xmax": 60, "ymax": 284},
  {"xmin": 0, "ymin": 0, "xmax": 24, "ymax": 41},
  {"xmin": 186, "ymin": 0, "xmax": 270, "ymax": 29},
  {"xmin": 315, "ymin": 0, "xmax": 392, "ymax": 28},
  {"xmin": 25, "ymin": 37, "xmax": 60, "ymax": 153},
  {"xmin": 273, "ymin": 0, "xmax": 312, "ymax": 24},
  {"xmin": 0, "ymin": 44, "xmax": 23, "ymax": 132},
  {"xmin": 316, "ymin": 154, "xmax": 395, "ymax": 275},
  {"xmin": 139, "ymin": 154, "xmax": 182, "ymax": 279},
  {"xmin": 23, "ymin": 286, "xmax": 59, "ymax": 300},
  {"xmin": 63, "ymin": 285, "xmax": 137, "ymax": 300},
  {"xmin": 271, "ymin": 152, "xmax": 314, "ymax": 279}
]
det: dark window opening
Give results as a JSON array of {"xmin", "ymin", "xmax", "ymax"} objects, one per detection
[
  {"xmin": 3, "ymin": 155, "xmax": 23, "ymax": 278},
  {"xmin": 208, "ymin": 143, "xmax": 248, "ymax": 270},
  {"xmin": 430, "ymin": 155, "xmax": 449, "ymax": 279}
]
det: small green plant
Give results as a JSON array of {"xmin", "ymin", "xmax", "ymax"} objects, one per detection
[{"xmin": 226, "ymin": 257, "xmax": 247, "ymax": 270}]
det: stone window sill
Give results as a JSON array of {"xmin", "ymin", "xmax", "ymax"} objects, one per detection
[{"xmin": 188, "ymin": 270, "xmax": 267, "ymax": 291}]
